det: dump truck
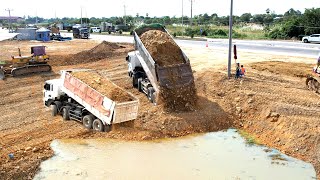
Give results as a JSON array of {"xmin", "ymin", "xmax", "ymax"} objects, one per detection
[
  {"xmin": 43, "ymin": 70, "xmax": 139, "ymax": 132},
  {"xmin": 126, "ymin": 24, "xmax": 195, "ymax": 106},
  {"xmin": 0, "ymin": 46, "xmax": 51, "ymax": 80},
  {"xmin": 72, "ymin": 24, "xmax": 90, "ymax": 39}
]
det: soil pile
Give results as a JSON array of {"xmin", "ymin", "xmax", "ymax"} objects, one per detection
[
  {"xmin": 49, "ymin": 41, "xmax": 127, "ymax": 66},
  {"xmin": 140, "ymin": 30, "xmax": 197, "ymax": 111},
  {"xmin": 140, "ymin": 30, "xmax": 185, "ymax": 66},
  {"xmin": 71, "ymin": 71, "xmax": 134, "ymax": 103}
]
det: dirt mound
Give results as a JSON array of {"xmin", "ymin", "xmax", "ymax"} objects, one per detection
[
  {"xmin": 88, "ymin": 41, "xmax": 124, "ymax": 54},
  {"xmin": 49, "ymin": 41, "xmax": 128, "ymax": 66},
  {"xmin": 140, "ymin": 30, "xmax": 185, "ymax": 66},
  {"xmin": 71, "ymin": 71, "xmax": 134, "ymax": 103},
  {"xmin": 250, "ymin": 61, "xmax": 313, "ymax": 78}
]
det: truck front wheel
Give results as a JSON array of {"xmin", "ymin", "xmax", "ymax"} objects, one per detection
[
  {"xmin": 83, "ymin": 115, "xmax": 94, "ymax": 129},
  {"xmin": 93, "ymin": 119, "xmax": 104, "ymax": 132},
  {"xmin": 51, "ymin": 104, "xmax": 58, "ymax": 116}
]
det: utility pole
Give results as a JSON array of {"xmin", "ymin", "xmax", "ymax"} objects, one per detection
[
  {"xmin": 35, "ymin": 10, "xmax": 38, "ymax": 25},
  {"xmin": 80, "ymin": 6, "xmax": 83, "ymax": 25},
  {"xmin": 124, "ymin": 4, "xmax": 126, "ymax": 25},
  {"xmin": 227, "ymin": 0, "xmax": 234, "ymax": 78},
  {"xmin": 190, "ymin": 0, "xmax": 193, "ymax": 26},
  {"xmin": 182, "ymin": 0, "xmax": 183, "ymax": 26},
  {"xmin": 5, "ymin": 8, "xmax": 13, "ymax": 32}
]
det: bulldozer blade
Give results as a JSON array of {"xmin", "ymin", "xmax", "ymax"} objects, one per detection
[{"xmin": 0, "ymin": 69, "xmax": 5, "ymax": 80}]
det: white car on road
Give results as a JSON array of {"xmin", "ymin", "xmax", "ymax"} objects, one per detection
[
  {"xmin": 90, "ymin": 27, "xmax": 101, "ymax": 33},
  {"xmin": 302, "ymin": 34, "xmax": 320, "ymax": 43}
]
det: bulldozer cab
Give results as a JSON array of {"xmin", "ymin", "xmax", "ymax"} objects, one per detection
[{"xmin": 31, "ymin": 46, "xmax": 46, "ymax": 56}]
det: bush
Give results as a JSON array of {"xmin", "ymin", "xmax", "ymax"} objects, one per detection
[
  {"xmin": 185, "ymin": 27, "xmax": 198, "ymax": 37},
  {"xmin": 176, "ymin": 31, "xmax": 183, "ymax": 36},
  {"xmin": 173, "ymin": 32, "xmax": 177, "ymax": 37},
  {"xmin": 268, "ymin": 27, "xmax": 287, "ymax": 39}
]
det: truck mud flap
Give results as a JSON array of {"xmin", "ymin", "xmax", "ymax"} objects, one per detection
[{"xmin": 157, "ymin": 63, "xmax": 194, "ymax": 89}]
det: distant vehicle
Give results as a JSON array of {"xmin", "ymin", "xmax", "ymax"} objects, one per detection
[
  {"xmin": 72, "ymin": 24, "xmax": 89, "ymax": 39},
  {"xmin": 90, "ymin": 27, "xmax": 101, "ymax": 33},
  {"xmin": 107, "ymin": 24, "xmax": 128, "ymax": 34},
  {"xmin": 302, "ymin": 34, "xmax": 320, "ymax": 43}
]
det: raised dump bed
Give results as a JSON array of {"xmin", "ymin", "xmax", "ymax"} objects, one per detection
[{"xmin": 127, "ymin": 24, "xmax": 197, "ymax": 111}]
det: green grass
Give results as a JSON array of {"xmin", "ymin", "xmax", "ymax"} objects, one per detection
[
  {"xmin": 239, "ymin": 130, "xmax": 261, "ymax": 145},
  {"xmin": 166, "ymin": 25, "xmax": 270, "ymax": 40},
  {"xmin": 0, "ymin": 61, "xmax": 7, "ymax": 65}
]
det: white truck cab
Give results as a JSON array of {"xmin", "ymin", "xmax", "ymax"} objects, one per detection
[
  {"xmin": 43, "ymin": 79, "xmax": 63, "ymax": 106},
  {"xmin": 126, "ymin": 51, "xmax": 142, "ymax": 77}
]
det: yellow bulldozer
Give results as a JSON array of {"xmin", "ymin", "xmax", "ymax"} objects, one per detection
[{"xmin": 0, "ymin": 46, "xmax": 51, "ymax": 80}]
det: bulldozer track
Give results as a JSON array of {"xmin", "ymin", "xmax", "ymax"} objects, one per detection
[{"xmin": 11, "ymin": 64, "xmax": 52, "ymax": 77}]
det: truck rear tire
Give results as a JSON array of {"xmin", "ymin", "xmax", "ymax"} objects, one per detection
[
  {"xmin": 138, "ymin": 78, "xmax": 143, "ymax": 92},
  {"xmin": 51, "ymin": 104, "xmax": 58, "ymax": 116},
  {"xmin": 147, "ymin": 87, "xmax": 155, "ymax": 102},
  {"xmin": 62, "ymin": 106, "xmax": 71, "ymax": 121},
  {"xmin": 132, "ymin": 74, "xmax": 138, "ymax": 88},
  {"xmin": 93, "ymin": 119, "xmax": 104, "ymax": 132},
  {"xmin": 83, "ymin": 115, "xmax": 94, "ymax": 129}
]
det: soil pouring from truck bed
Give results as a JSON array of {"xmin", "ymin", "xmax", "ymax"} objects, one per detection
[
  {"xmin": 140, "ymin": 30, "xmax": 197, "ymax": 111},
  {"xmin": 140, "ymin": 30, "xmax": 185, "ymax": 67},
  {"xmin": 71, "ymin": 71, "xmax": 134, "ymax": 103}
]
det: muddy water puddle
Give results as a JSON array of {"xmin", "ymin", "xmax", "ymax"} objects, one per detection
[{"xmin": 34, "ymin": 129, "xmax": 316, "ymax": 179}]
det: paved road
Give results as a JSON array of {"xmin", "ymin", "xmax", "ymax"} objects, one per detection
[
  {"xmin": 85, "ymin": 34, "xmax": 320, "ymax": 58},
  {"xmin": 58, "ymin": 33, "xmax": 320, "ymax": 58},
  {"xmin": 1, "ymin": 31, "xmax": 318, "ymax": 57}
]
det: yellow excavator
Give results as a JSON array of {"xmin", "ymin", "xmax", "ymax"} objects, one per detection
[{"xmin": 0, "ymin": 46, "xmax": 51, "ymax": 80}]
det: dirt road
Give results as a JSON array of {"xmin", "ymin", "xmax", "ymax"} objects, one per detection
[{"xmin": 0, "ymin": 39, "xmax": 319, "ymax": 179}]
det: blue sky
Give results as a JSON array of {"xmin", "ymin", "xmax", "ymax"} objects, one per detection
[{"xmin": 1, "ymin": 0, "xmax": 319, "ymax": 18}]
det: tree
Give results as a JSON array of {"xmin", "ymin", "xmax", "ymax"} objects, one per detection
[
  {"xmin": 284, "ymin": 8, "xmax": 302, "ymax": 17},
  {"xmin": 162, "ymin": 16, "xmax": 171, "ymax": 25},
  {"xmin": 303, "ymin": 8, "xmax": 320, "ymax": 34},
  {"xmin": 252, "ymin": 14, "xmax": 265, "ymax": 24},
  {"xmin": 240, "ymin": 13, "xmax": 252, "ymax": 23}
]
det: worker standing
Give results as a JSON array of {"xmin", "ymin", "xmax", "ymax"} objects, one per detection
[{"xmin": 235, "ymin": 63, "xmax": 241, "ymax": 78}]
